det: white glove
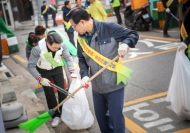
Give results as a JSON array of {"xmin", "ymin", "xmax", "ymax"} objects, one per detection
[
  {"xmin": 178, "ymin": 42, "xmax": 187, "ymax": 51},
  {"xmin": 81, "ymin": 76, "xmax": 89, "ymax": 88},
  {"xmin": 118, "ymin": 43, "xmax": 129, "ymax": 57},
  {"xmin": 40, "ymin": 78, "xmax": 51, "ymax": 86},
  {"xmin": 166, "ymin": 8, "xmax": 170, "ymax": 13}
]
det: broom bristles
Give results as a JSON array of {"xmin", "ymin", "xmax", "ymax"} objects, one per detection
[{"xmin": 19, "ymin": 109, "xmax": 54, "ymax": 133}]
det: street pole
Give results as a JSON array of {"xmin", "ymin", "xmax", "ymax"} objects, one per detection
[{"xmin": 0, "ymin": 14, "xmax": 3, "ymax": 66}]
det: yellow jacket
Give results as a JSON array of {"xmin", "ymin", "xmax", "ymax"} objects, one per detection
[{"xmin": 86, "ymin": 0, "xmax": 107, "ymax": 21}]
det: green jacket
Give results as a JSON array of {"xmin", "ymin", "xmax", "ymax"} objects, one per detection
[
  {"xmin": 86, "ymin": 0, "xmax": 107, "ymax": 21},
  {"xmin": 111, "ymin": 0, "xmax": 120, "ymax": 7}
]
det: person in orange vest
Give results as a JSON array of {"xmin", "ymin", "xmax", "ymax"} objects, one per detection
[{"xmin": 41, "ymin": 1, "xmax": 49, "ymax": 28}]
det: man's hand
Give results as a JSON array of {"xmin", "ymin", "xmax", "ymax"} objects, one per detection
[
  {"xmin": 178, "ymin": 42, "xmax": 187, "ymax": 51},
  {"xmin": 118, "ymin": 43, "xmax": 130, "ymax": 58},
  {"xmin": 166, "ymin": 8, "xmax": 170, "ymax": 13},
  {"xmin": 40, "ymin": 78, "xmax": 51, "ymax": 86},
  {"xmin": 81, "ymin": 76, "xmax": 90, "ymax": 89}
]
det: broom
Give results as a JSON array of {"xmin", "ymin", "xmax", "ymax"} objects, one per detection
[{"xmin": 19, "ymin": 55, "xmax": 120, "ymax": 132}]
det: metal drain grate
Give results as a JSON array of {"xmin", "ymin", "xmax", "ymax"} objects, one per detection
[{"xmin": 4, "ymin": 72, "xmax": 12, "ymax": 78}]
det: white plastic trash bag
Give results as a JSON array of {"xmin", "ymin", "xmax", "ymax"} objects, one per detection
[
  {"xmin": 166, "ymin": 48, "xmax": 190, "ymax": 116},
  {"xmin": 61, "ymin": 74, "xmax": 94, "ymax": 130}
]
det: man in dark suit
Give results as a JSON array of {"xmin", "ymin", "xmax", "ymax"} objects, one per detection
[{"xmin": 41, "ymin": 1, "xmax": 49, "ymax": 28}]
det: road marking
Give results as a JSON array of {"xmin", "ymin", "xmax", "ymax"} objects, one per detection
[
  {"xmin": 122, "ymin": 48, "xmax": 176, "ymax": 63},
  {"xmin": 13, "ymin": 55, "xmax": 27, "ymax": 63},
  {"xmin": 124, "ymin": 92, "xmax": 167, "ymax": 106},
  {"xmin": 143, "ymin": 39, "xmax": 171, "ymax": 43},
  {"xmin": 143, "ymin": 118, "xmax": 173, "ymax": 128},
  {"xmin": 166, "ymin": 105, "xmax": 172, "ymax": 111},
  {"xmin": 130, "ymin": 48, "xmax": 139, "ymax": 51},
  {"xmin": 157, "ymin": 124, "xmax": 175, "ymax": 131},
  {"xmin": 151, "ymin": 97, "xmax": 166, "ymax": 103},
  {"xmin": 124, "ymin": 117, "xmax": 148, "ymax": 133},
  {"xmin": 139, "ymin": 34, "xmax": 178, "ymax": 42},
  {"xmin": 155, "ymin": 43, "xmax": 181, "ymax": 50},
  {"xmin": 128, "ymin": 52, "xmax": 153, "ymax": 58},
  {"xmin": 138, "ymin": 40, "xmax": 154, "ymax": 47},
  {"xmin": 173, "ymin": 128, "xmax": 190, "ymax": 133}
]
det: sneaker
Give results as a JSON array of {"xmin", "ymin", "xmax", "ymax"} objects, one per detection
[{"xmin": 51, "ymin": 117, "xmax": 61, "ymax": 127}]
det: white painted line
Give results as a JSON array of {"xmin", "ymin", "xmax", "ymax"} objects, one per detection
[
  {"xmin": 166, "ymin": 105, "xmax": 172, "ymax": 111},
  {"xmin": 129, "ymin": 48, "xmax": 139, "ymax": 51},
  {"xmin": 154, "ymin": 43, "xmax": 180, "ymax": 48},
  {"xmin": 138, "ymin": 40, "xmax": 154, "ymax": 47},
  {"xmin": 128, "ymin": 52, "xmax": 153, "ymax": 58},
  {"xmin": 159, "ymin": 45, "xmax": 179, "ymax": 50},
  {"xmin": 143, "ymin": 118, "xmax": 173, "ymax": 128},
  {"xmin": 123, "ymin": 102, "xmax": 149, "ymax": 112},
  {"xmin": 157, "ymin": 124, "xmax": 175, "ymax": 131},
  {"xmin": 143, "ymin": 39, "xmax": 171, "ymax": 43},
  {"xmin": 151, "ymin": 97, "xmax": 166, "ymax": 103}
]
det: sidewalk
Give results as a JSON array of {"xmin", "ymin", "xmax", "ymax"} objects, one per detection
[{"xmin": 1, "ymin": 57, "xmax": 89, "ymax": 133}]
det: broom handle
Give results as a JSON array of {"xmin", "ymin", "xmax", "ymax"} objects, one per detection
[{"xmin": 53, "ymin": 55, "xmax": 120, "ymax": 111}]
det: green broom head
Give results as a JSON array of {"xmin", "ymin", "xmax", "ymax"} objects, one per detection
[{"xmin": 19, "ymin": 109, "xmax": 55, "ymax": 133}]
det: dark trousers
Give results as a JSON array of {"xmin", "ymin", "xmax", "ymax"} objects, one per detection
[
  {"xmin": 114, "ymin": 6, "xmax": 122, "ymax": 24},
  {"xmin": 37, "ymin": 67, "xmax": 66, "ymax": 118},
  {"xmin": 163, "ymin": 10, "xmax": 177, "ymax": 34},
  {"xmin": 43, "ymin": 15, "xmax": 49, "ymax": 28},
  {"xmin": 52, "ymin": 14, "xmax": 57, "ymax": 26},
  {"xmin": 66, "ymin": 32, "xmax": 76, "ymax": 47},
  {"xmin": 92, "ymin": 88, "xmax": 125, "ymax": 133}
]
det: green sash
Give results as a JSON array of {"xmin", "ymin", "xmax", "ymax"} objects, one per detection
[{"xmin": 43, "ymin": 52, "xmax": 64, "ymax": 67}]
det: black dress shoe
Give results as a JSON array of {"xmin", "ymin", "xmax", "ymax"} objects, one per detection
[
  {"xmin": 163, "ymin": 34, "xmax": 171, "ymax": 38},
  {"xmin": 46, "ymin": 26, "xmax": 50, "ymax": 28}
]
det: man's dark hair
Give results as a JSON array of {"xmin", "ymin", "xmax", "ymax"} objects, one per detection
[
  {"xmin": 75, "ymin": 0, "xmax": 81, "ymax": 2},
  {"xmin": 64, "ymin": 1, "xmax": 70, "ymax": 6},
  {"xmin": 46, "ymin": 32, "xmax": 63, "ymax": 45},
  {"xmin": 35, "ymin": 25, "xmax": 46, "ymax": 36},
  {"xmin": 43, "ymin": 1, "xmax": 46, "ymax": 4},
  {"xmin": 67, "ymin": 7, "xmax": 90, "ymax": 24}
]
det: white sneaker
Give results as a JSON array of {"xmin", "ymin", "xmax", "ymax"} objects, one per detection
[{"xmin": 51, "ymin": 117, "xmax": 61, "ymax": 127}]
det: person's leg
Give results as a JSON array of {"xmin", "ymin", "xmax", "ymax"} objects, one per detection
[
  {"xmin": 163, "ymin": 12, "xmax": 172, "ymax": 37},
  {"xmin": 66, "ymin": 32, "xmax": 76, "ymax": 47},
  {"xmin": 52, "ymin": 14, "xmax": 57, "ymax": 26},
  {"xmin": 42, "ymin": 78, "xmax": 60, "ymax": 118},
  {"xmin": 105, "ymin": 88, "xmax": 125, "ymax": 133},
  {"xmin": 43, "ymin": 15, "xmax": 49, "ymax": 28},
  {"xmin": 114, "ymin": 6, "xmax": 122, "ymax": 24},
  {"xmin": 52, "ymin": 72, "xmax": 67, "ymax": 114},
  {"xmin": 92, "ymin": 90, "xmax": 113, "ymax": 133}
]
